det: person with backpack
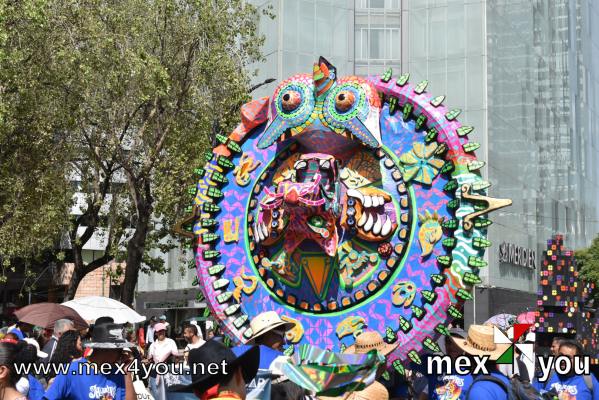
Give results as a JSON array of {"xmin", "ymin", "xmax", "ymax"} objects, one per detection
[{"xmin": 535, "ymin": 339, "xmax": 599, "ymax": 400}]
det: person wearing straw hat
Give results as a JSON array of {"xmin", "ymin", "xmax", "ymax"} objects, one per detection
[
  {"xmin": 43, "ymin": 322, "xmax": 136, "ymax": 400},
  {"xmin": 248, "ymin": 311, "xmax": 295, "ymax": 352},
  {"xmin": 342, "ymin": 331, "xmax": 403, "ymax": 398},
  {"xmin": 318, "ymin": 381, "xmax": 389, "ymax": 400},
  {"xmin": 453, "ymin": 324, "xmax": 512, "ymax": 400}
]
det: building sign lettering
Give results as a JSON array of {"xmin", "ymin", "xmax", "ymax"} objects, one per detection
[{"xmin": 498, "ymin": 242, "xmax": 536, "ymax": 269}]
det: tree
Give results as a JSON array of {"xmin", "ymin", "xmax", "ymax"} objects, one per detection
[
  {"xmin": 577, "ymin": 235, "xmax": 599, "ymax": 306},
  {"xmin": 1, "ymin": 0, "xmax": 270, "ymax": 304}
]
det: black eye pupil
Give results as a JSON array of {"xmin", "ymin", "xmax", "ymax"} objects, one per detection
[
  {"xmin": 283, "ymin": 93, "xmax": 290, "ymax": 101},
  {"xmin": 338, "ymin": 94, "xmax": 345, "ymax": 101}
]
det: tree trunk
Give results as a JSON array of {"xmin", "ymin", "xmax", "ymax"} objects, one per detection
[
  {"xmin": 63, "ymin": 246, "xmax": 85, "ymax": 301},
  {"xmin": 120, "ymin": 206, "xmax": 151, "ymax": 306}
]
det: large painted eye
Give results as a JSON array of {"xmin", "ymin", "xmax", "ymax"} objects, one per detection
[
  {"xmin": 282, "ymin": 90, "xmax": 302, "ymax": 112},
  {"xmin": 335, "ymin": 91, "xmax": 355, "ymax": 113}
]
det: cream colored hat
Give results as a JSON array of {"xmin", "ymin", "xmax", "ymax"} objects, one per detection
[
  {"xmin": 249, "ymin": 311, "xmax": 295, "ymax": 341},
  {"xmin": 343, "ymin": 330, "xmax": 398, "ymax": 356},
  {"xmin": 451, "ymin": 324, "xmax": 511, "ymax": 360},
  {"xmin": 319, "ymin": 381, "xmax": 389, "ymax": 400}
]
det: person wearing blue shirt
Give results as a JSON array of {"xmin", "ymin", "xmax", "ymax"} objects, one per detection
[
  {"xmin": 43, "ymin": 322, "xmax": 135, "ymax": 400},
  {"xmin": 535, "ymin": 339, "xmax": 599, "ymax": 400}
]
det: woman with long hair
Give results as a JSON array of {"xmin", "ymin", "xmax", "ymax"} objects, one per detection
[
  {"xmin": 0, "ymin": 339, "xmax": 28, "ymax": 400},
  {"xmin": 46, "ymin": 330, "xmax": 83, "ymax": 382}
]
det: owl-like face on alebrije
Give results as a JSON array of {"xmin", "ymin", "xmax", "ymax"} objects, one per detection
[{"xmin": 257, "ymin": 57, "xmax": 382, "ymax": 154}]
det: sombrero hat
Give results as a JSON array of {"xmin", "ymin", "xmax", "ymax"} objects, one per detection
[
  {"xmin": 343, "ymin": 331, "xmax": 398, "ymax": 356},
  {"xmin": 319, "ymin": 381, "xmax": 389, "ymax": 400},
  {"xmin": 249, "ymin": 311, "xmax": 295, "ymax": 341},
  {"xmin": 450, "ymin": 324, "xmax": 511, "ymax": 360}
]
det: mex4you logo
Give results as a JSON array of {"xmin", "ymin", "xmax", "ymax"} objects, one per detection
[{"xmin": 427, "ymin": 323, "xmax": 592, "ymax": 381}]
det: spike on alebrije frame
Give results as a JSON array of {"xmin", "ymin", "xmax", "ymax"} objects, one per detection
[
  {"xmin": 402, "ymin": 103, "xmax": 413, "ymax": 121},
  {"xmin": 210, "ymin": 171, "xmax": 228, "ymax": 185},
  {"xmin": 440, "ymin": 161, "xmax": 454, "ymax": 175},
  {"xmin": 212, "ymin": 278, "xmax": 229, "ymax": 290},
  {"xmin": 216, "ymin": 155, "xmax": 235, "ymax": 170},
  {"xmin": 444, "ymin": 180, "xmax": 458, "ymax": 193},
  {"xmin": 195, "ymin": 292, "xmax": 205, "ymax": 302},
  {"xmin": 468, "ymin": 256, "xmax": 488, "ymax": 268},
  {"xmin": 187, "ymin": 186, "xmax": 196, "ymax": 195},
  {"xmin": 473, "ymin": 237, "xmax": 492, "ymax": 249},
  {"xmin": 392, "ymin": 360, "xmax": 406, "ymax": 376},
  {"xmin": 472, "ymin": 180, "xmax": 492, "ymax": 191},
  {"xmin": 468, "ymin": 160, "xmax": 486, "ymax": 172},
  {"xmin": 187, "ymin": 259, "xmax": 195, "ymax": 269},
  {"xmin": 184, "ymin": 205, "xmax": 194, "ymax": 213},
  {"xmin": 193, "ymin": 168, "xmax": 206, "ymax": 177},
  {"xmin": 243, "ymin": 328, "xmax": 254, "ymax": 340},
  {"xmin": 423, "ymin": 337, "xmax": 441, "ymax": 353},
  {"xmin": 448, "ymin": 305, "xmax": 463, "ymax": 319},
  {"xmin": 202, "ymin": 202, "xmax": 221, "ymax": 213},
  {"xmin": 411, "ymin": 305, "xmax": 425, "ymax": 320},
  {"xmin": 398, "ymin": 316, "xmax": 412, "ymax": 333},
  {"xmin": 474, "ymin": 203, "xmax": 487, "ymax": 211},
  {"xmin": 415, "ymin": 114, "xmax": 427, "ymax": 130},
  {"xmin": 442, "ymin": 219, "xmax": 459, "ymax": 230},
  {"xmin": 435, "ymin": 324, "xmax": 450, "ymax": 336},
  {"xmin": 447, "ymin": 199, "xmax": 460, "ymax": 210},
  {"xmin": 431, "ymin": 273, "xmax": 446, "ymax": 287},
  {"xmin": 425, "ymin": 128, "xmax": 438, "ymax": 143},
  {"xmin": 215, "ymin": 134, "xmax": 241, "ymax": 153},
  {"xmin": 463, "ymin": 272, "xmax": 482, "ymax": 285},
  {"xmin": 379, "ymin": 92, "xmax": 385, "ymax": 104},
  {"xmin": 437, "ymin": 255, "xmax": 452, "ymax": 267},
  {"xmin": 463, "ymin": 142, "xmax": 480, "ymax": 153},
  {"xmin": 201, "ymin": 233, "xmax": 219, "ymax": 244},
  {"xmin": 430, "ymin": 95, "xmax": 445, "ymax": 107},
  {"xmin": 203, "ymin": 250, "xmax": 221, "ymax": 260},
  {"xmin": 408, "ymin": 350, "xmax": 422, "ymax": 365},
  {"xmin": 203, "ymin": 307, "xmax": 212, "ymax": 318},
  {"xmin": 233, "ymin": 315, "xmax": 248, "ymax": 329},
  {"xmin": 414, "ymin": 80, "xmax": 428, "ymax": 94},
  {"xmin": 224, "ymin": 304, "xmax": 241, "ymax": 316},
  {"xmin": 388, "ymin": 96, "xmax": 399, "ymax": 115},
  {"xmin": 206, "ymin": 186, "xmax": 223, "ymax": 199},
  {"xmin": 456, "ymin": 288, "xmax": 474, "ymax": 300},
  {"xmin": 381, "ymin": 67, "xmax": 393, "ymax": 83},
  {"xmin": 216, "ymin": 291, "xmax": 233, "ymax": 304},
  {"xmin": 442, "ymin": 237, "xmax": 457, "ymax": 248},
  {"xmin": 385, "ymin": 327, "xmax": 397, "ymax": 343},
  {"xmin": 204, "ymin": 151, "xmax": 214, "ymax": 162},
  {"xmin": 474, "ymin": 218, "xmax": 492, "ymax": 229},
  {"xmin": 396, "ymin": 72, "xmax": 410, "ymax": 86},
  {"xmin": 421, "ymin": 290, "xmax": 437, "ymax": 304},
  {"xmin": 200, "ymin": 218, "xmax": 218, "ymax": 228},
  {"xmin": 434, "ymin": 143, "xmax": 448, "ymax": 157},
  {"xmin": 192, "ymin": 276, "xmax": 199, "ymax": 286},
  {"xmin": 445, "ymin": 108, "xmax": 462, "ymax": 121},
  {"xmin": 457, "ymin": 126, "xmax": 474, "ymax": 137},
  {"xmin": 208, "ymin": 264, "xmax": 226, "ymax": 276},
  {"xmin": 284, "ymin": 346, "xmax": 295, "ymax": 357}
]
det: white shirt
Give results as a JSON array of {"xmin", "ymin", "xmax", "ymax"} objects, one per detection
[
  {"xmin": 146, "ymin": 325, "xmax": 155, "ymax": 343},
  {"xmin": 148, "ymin": 338, "xmax": 178, "ymax": 363}
]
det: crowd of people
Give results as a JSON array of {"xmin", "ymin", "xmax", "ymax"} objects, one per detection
[{"xmin": 1, "ymin": 311, "xmax": 598, "ymax": 400}]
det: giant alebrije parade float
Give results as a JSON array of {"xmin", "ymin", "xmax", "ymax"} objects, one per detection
[{"xmin": 175, "ymin": 57, "xmax": 512, "ymax": 369}]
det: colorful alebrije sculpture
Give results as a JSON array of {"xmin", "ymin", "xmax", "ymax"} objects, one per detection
[{"xmin": 176, "ymin": 57, "xmax": 511, "ymax": 367}]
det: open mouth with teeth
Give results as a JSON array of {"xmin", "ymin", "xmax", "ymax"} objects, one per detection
[{"xmin": 347, "ymin": 188, "xmax": 397, "ymax": 241}]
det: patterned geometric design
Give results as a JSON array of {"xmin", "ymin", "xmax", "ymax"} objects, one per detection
[{"xmin": 183, "ymin": 60, "xmax": 507, "ymax": 369}]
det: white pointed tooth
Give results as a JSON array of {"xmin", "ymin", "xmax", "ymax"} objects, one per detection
[
  {"xmin": 347, "ymin": 189, "xmax": 365, "ymax": 204},
  {"xmin": 261, "ymin": 222, "xmax": 268, "ymax": 238},
  {"xmin": 373, "ymin": 214, "xmax": 383, "ymax": 235},
  {"xmin": 379, "ymin": 196, "xmax": 386, "ymax": 206},
  {"xmin": 370, "ymin": 196, "xmax": 378, "ymax": 207},
  {"xmin": 364, "ymin": 212, "xmax": 374, "ymax": 232},
  {"xmin": 255, "ymin": 224, "xmax": 262, "ymax": 241},
  {"xmin": 363, "ymin": 195, "xmax": 372, "ymax": 208},
  {"xmin": 381, "ymin": 216, "xmax": 393, "ymax": 236},
  {"xmin": 358, "ymin": 212, "xmax": 367, "ymax": 227}
]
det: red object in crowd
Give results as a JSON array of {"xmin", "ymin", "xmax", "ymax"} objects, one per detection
[
  {"xmin": 137, "ymin": 327, "xmax": 145, "ymax": 348},
  {"xmin": 83, "ymin": 348, "xmax": 93, "ymax": 358}
]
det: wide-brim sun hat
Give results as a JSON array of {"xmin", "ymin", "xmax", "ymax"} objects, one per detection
[
  {"xmin": 84, "ymin": 322, "xmax": 135, "ymax": 349},
  {"xmin": 319, "ymin": 381, "xmax": 389, "ymax": 400},
  {"xmin": 174, "ymin": 339, "xmax": 260, "ymax": 393},
  {"xmin": 249, "ymin": 311, "xmax": 295, "ymax": 341},
  {"xmin": 451, "ymin": 324, "xmax": 511, "ymax": 360},
  {"xmin": 342, "ymin": 331, "xmax": 398, "ymax": 356}
]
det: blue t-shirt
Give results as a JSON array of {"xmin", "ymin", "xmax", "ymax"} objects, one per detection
[
  {"xmin": 536, "ymin": 373, "xmax": 599, "ymax": 400},
  {"xmin": 28, "ymin": 374, "xmax": 45, "ymax": 400},
  {"xmin": 430, "ymin": 374, "xmax": 474, "ymax": 399},
  {"xmin": 43, "ymin": 358, "xmax": 126, "ymax": 400},
  {"xmin": 466, "ymin": 371, "xmax": 510, "ymax": 400}
]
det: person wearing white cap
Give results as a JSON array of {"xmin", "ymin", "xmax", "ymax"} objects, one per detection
[
  {"xmin": 147, "ymin": 322, "xmax": 178, "ymax": 400},
  {"xmin": 249, "ymin": 311, "xmax": 294, "ymax": 352}
]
